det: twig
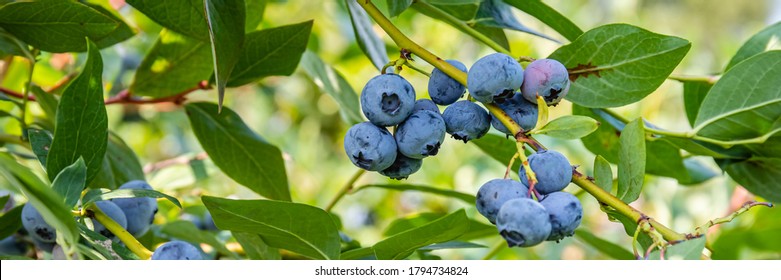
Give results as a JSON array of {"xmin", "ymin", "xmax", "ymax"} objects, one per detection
[
  {"xmin": 143, "ymin": 152, "xmax": 208, "ymax": 174},
  {"xmin": 694, "ymin": 201, "xmax": 773, "ymax": 236},
  {"xmin": 324, "ymin": 169, "xmax": 366, "ymax": 212},
  {"xmin": 1, "ymin": 81, "xmax": 210, "ymax": 106}
]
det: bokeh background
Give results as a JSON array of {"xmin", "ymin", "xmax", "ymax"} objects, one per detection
[{"xmin": 2, "ymin": 0, "xmax": 780, "ymax": 259}]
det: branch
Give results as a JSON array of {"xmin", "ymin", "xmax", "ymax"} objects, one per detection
[
  {"xmin": 143, "ymin": 152, "xmax": 208, "ymax": 174},
  {"xmin": 324, "ymin": 169, "xmax": 366, "ymax": 212},
  {"xmin": 693, "ymin": 201, "xmax": 773, "ymax": 236},
  {"xmin": 1, "ymin": 81, "xmax": 210, "ymax": 106},
  {"xmin": 358, "ymin": 0, "xmax": 685, "ymax": 243},
  {"xmin": 85, "ymin": 204, "xmax": 153, "ymax": 260}
]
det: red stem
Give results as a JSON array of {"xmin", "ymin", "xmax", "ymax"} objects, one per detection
[{"xmin": 1, "ymin": 81, "xmax": 209, "ymax": 106}]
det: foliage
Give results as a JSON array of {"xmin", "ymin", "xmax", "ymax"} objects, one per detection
[{"xmin": 0, "ymin": 0, "xmax": 778, "ymax": 260}]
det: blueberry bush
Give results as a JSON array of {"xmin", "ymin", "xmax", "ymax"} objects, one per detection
[{"xmin": 0, "ymin": 0, "xmax": 779, "ymax": 260}]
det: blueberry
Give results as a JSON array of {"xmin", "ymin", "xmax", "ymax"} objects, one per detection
[
  {"xmin": 520, "ymin": 59, "xmax": 570, "ymax": 106},
  {"xmin": 343, "ymin": 122, "xmax": 398, "ymax": 171},
  {"xmin": 519, "ymin": 150, "xmax": 573, "ymax": 195},
  {"xmin": 490, "ymin": 94, "xmax": 538, "ymax": 135},
  {"xmin": 539, "ymin": 192, "xmax": 582, "ymax": 241},
  {"xmin": 0, "ymin": 236, "xmax": 28, "ymax": 256},
  {"xmin": 428, "ymin": 59, "xmax": 467, "ymax": 105},
  {"xmin": 32, "ymin": 238, "xmax": 55, "ymax": 253},
  {"xmin": 360, "ymin": 73, "xmax": 416, "ymax": 126},
  {"xmin": 151, "ymin": 241, "xmax": 203, "ymax": 260},
  {"xmin": 475, "ymin": 179, "xmax": 530, "ymax": 224},
  {"xmin": 412, "ymin": 99, "xmax": 440, "ymax": 114},
  {"xmin": 21, "ymin": 203, "xmax": 56, "ymax": 243},
  {"xmin": 496, "ymin": 198, "xmax": 552, "ymax": 247},
  {"xmin": 395, "ymin": 110, "xmax": 446, "ymax": 159},
  {"xmin": 180, "ymin": 213, "xmax": 205, "ymax": 230},
  {"xmin": 379, "ymin": 153, "xmax": 422, "ymax": 180},
  {"xmin": 442, "ymin": 100, "xmax": 491, "ymax": 143},
  {"xmin": 467, "ymin": 53, "xmax": 524, "ymax": 104},
  {"xmin": 203, "ymin": 211, "xmax": 217, "ymax": 231},
  {"xmin": 111, "ymin": 180, "xmax": 158, "ymax": 237},
  {"xmin": 91, "ymin": 201, "xmax": 128, "ymax": 239}
]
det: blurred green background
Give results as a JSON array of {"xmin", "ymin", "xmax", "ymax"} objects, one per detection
[{"xmin": 1, "ymin": 0, "xmax": 779, "ymax": 260}]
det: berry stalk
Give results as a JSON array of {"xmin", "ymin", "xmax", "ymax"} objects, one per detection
[
  {"xmin": 357, "ymin": 0, "xmax": 685, "ymax": 243},
  {"xmin": 86, "ymin": 204, "xmax": 153, "ymax": 260}
]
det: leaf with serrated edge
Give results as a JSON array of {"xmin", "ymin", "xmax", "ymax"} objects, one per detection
[
  {"xmin": 203, "ymin": 196, "xmax": 340, "ymax": 260},
  {"xmin": 617, "ymin": 119, "xmax": 645, "ymax": 203},
  {"xmin": 549, "ymin": 24, "xmax": 690, "ymax": 108},
  {"xmin": 185, "ymin": 102, "xmax": 290, "ymax": 201},
  {"xmin": 373, "ymin": 209, "xmax": 469, "ymax": 260}
]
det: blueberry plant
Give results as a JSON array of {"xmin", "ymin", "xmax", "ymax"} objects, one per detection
[{"xmin": 0, "ymin": 0, "xmax": 779, "ymax": 260}]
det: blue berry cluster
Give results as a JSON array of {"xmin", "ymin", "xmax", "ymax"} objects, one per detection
[
  {"xmin": 19, "ymin": 180, "xmax": 159, "ymax": 253},
  {"xmin": 344, "ymin": 54, "xmax": 570, "ymax": 181},
  {"xmin": 476, "ymin": 150, "xmax": 582, "ymax": 247}
]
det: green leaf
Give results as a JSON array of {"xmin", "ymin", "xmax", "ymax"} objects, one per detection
[
  {"xmin": 574, "ymin": 230, "xmax": 634, "ymax": 260},
  {"xmin": 573, "ymin": 105, "xmax": 718, "ymax": 184},
  {"xmin": 0, "ymin": 153, "xmax": 79, "ymax": 247},
  {"xmin": 0, "ymin": 205, "xmax": 23, "ymax": 240},
  {"xmin": 103, "ymin": 132, "xmax": 146, "ymax": 188},
  {"xmin": 202, "ymin": 196, "xmax": 341, "ymax": 260},
  {"xmin": 341, "ymin": 247, "xmax": 376, "ymax": 260},
  {"xmin": 85, "ymin": 3, "xmax": 136, "ymax": 48},
  {"xmin": 617, "ymin": 119, "xmax": 645, "ymax": 203},
  {"xmin": 27, "ymin": 128, "xmax": 52, "ymax": 167},
  {"xmin": 131, "ymin": 29, "xmax": 213, "ymax": 98},
  {"xmin": 593, "ymin": 155, "xmax": 613, "ymax": 193},
  {"xmin": 51, "ymin": 158, "xmax": 86, "ymax": 209},
  {"xmin": 185, "ymin": 102, "xmax": 290, "ymax": 201},
  {"xmin": 126, "ymin": 0, "xmax": 209, "ymax": 40},
  {"xmin": 427, "ymin": 0, "xmax": 480, "ymax": 21},
  {"xmin": 81, "ymin": 188, "xmax": 181, "ymax": 209},
  {"xmin": 549, "ymin": 24, "xmax": 690, "ymax": 108},
  {"xmin": 382, "ymin": 212, "xmax": 494, "ymax": 241},
  {"xmin": 473, "ymin": 0, "xmax": 556, "ymax": 42},
  {"xmin": 346, "ymin": 0, "xmax": 388, "ymax": 70},
  {"xmin": 533, "ymin": 115, "xmax": 599, "ymax": 139},
  {"xmin": 160, "ymin": 220, "xmax": 236, "ymax": 258},
  {"xmin": 387, "ymin": 0, "xmax": 412, "ymax": 17},
  {"xmin": 682, "ymin": 81, "xmax": 713, "ymax": 127},
  {"xmin": 648, "ymin": 236, "xmax": 705, "ymax": 260},
  {"xmin": 77, "ymin": 223, "xmax": 138, "ymax": 260},
  {"xmin": 203, "ymin": 0, "xmax": 246, "ymax": 108},
  {"xmin": 233, "ymin": 232, "xmax": 281, "ymax": 260},
  {"xmin": 354, "ymin": 184, "xmax": 475, "ymax": 204},
  {"xmin": 227, "ymin": 21, "xmax": 313, "ymax": 87},
  {"xmin": 726, "ymin": 21, "xmax": 781, "ymax": 70},
  {"xmin": 503, "ymin": 0, "xmax": 583, "ymax": 42},
  {"xmin": 0, "ymin": 29, "xmax": 32, "ymax": 60},
  {"xmin": 373, "ymin": 209, "xmax": 469, "ymax": 260},
  {"xmin": 419, "ymin": 241, "xmax": 485, "ymax": 250},
  {"xmin": 693, "ymin": 51, "xmax": 781, "ymax": 143},
  {"xmin": 724, "ymin": 157, "xmax": 781, "ymax": 202},
  {"xmin": 0, "ymin": 0, "xmax": 132, "ymax": 52},
  {"xmin": 300, "ymin": 51, "xmax": 363, "ymax": 125},
  {"xmin": 46, "ymin": 39, "xmax": 108, "ymax": 186},
  {"xmin": 471, "ymin": 133, "xmax": 521, "ymax": 171},
  {"xmin": 244, "ymin": 0, "xmax": 267, "ymax": 32},
  {"xmin": 30, "ymin": 86, "xmax": 58, "ymax": 122},
  {"xmin": 412, "ymin": 2, "xmax": 510, "ymax": 52}
]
